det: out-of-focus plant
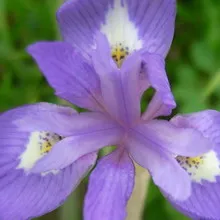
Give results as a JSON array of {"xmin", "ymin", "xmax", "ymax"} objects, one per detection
[{"xmin": 1, "ymin": 0, "xmax": 220, "ymax": 219}]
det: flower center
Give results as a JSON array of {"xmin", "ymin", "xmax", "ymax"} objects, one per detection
[
  {"xmin": 176, "ymin": 151, "xmax": 220, "ymax": 183},
  {"xmin": 17, "ymin": 131, "xmax": 62, "ymax": 172},
  {"xmin": 111, "ymin": 43, "xmax": 130, "ymax": 67}
]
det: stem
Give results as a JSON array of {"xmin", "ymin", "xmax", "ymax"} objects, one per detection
[
  {"xmin": 0, "ymin": 0, "xmax": 13, "ymax": 51},
  {"xmin": 127, "ymin": 162, "xmax": 150, "ymax": 220},
  {"xmin": 59, "ymin": 184, "xmax": 85, "ymax": 220},
  {"xmin": 202, "ymin": 69, "xmax": 220, "ymax": 101}
]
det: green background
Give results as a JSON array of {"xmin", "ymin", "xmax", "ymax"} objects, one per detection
[{"xmin": 0, "ymin": 0, "xmax": 220, "ymax": 219}]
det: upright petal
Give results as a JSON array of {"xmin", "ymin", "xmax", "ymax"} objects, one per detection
[
  {"xmin": 57, "ymin": 0, "xmax": 176, "ymax": 57},
  {"xmin": 84, "ymin": 149, "xmax": 135, "ymax": 220},
  {"xmin": 126, "ymin": 128, "xmax": 191, "ymax": 200},
  {"xmin": 120, "ymin": 52, "xmax": 143, "ymax": 124},
  {"xmin": 0, "ymin": 105, "xmax": 97, "ymax": 219},
  {"xmin": 28, "ymin": 42, "xmax": 102, "ymax": 111},
  {"xmin": 141, "ymin": 53, "xmax": 176, "ymax": 120},
  {"xmin": 92, "ymin": 34, "xmax": 142, "ymax": 125},
  {"xmin": 166, "ymin": 110, "xmax": 220, "ymax": 219}
]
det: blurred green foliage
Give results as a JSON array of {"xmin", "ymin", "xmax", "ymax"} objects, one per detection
[{"xmin": 0, "ymin": 0, "xmax": 220, "ymax": 219}]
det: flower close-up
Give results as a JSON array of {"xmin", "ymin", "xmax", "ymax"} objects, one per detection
[{"xmin": 1, "ymin": 0, "xmax": 220, "ymax": 220}]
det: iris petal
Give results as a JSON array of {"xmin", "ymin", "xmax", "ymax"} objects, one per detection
[
  {"xmin": 137, "ymin": 120, "xmax": 214, "ymax": 157},
  {"xmin": 141, "ymin": 53, "xmax": 176, "ymax": 120},
  {"xmin": 0, "ymin": 105, "xmax": 97, "ymax": 219},
  {"xmin": 0, "ymin": 103, "xmax": 121, "ymax": 173},
  {"xmin": 92, "ymin": 34, "xmax": 142, "ymax": 125},
  {"xmin": 0, "ymin": 153, "xmax": 97, "ymax": 219},
  {"xmin": 166, "ymin": 110, "xmax": 220, "ymax": 219},
  {"xmin": 126, "ymin": 0, "xmax": 176, "ymax": 56},
  {"xmin": 127, "ymin": 127, "xmax": 191, "ymax": 201},
  {"xmin": 84, "ymin": 149, "xmax": 135, "ymax": 220},
  {"xmin": 57, "ymin": 0, "xmax": 176, "ymax": 57},
  {"xmin": 28, "ymin": 42, "xmax": 102, "ymax": 111},
  {"xmin": 31, "ymin": 126, "xmax": 123, "ymax": 173}
]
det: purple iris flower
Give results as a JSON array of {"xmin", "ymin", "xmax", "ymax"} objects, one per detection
[{"xmin": 1, "ymin": 0, "xmax": 220, "ymax": 219}]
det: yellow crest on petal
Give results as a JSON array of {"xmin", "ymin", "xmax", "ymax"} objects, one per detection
[
  {"xmin": 177, "ymin": 151, "xmax": 220, "ymax": 183},
  {"xmin": 111, "ymin": 43, "xmax": 129, "ymax": 67}
]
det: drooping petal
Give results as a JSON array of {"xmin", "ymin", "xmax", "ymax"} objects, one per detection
[
  {"xmin": 136, "ymin": 120, "xmax": 214, "ymax": 157},
  {"xmin": 0, "ymin": 154, "xmax": 97, "ymax": 220},
  {"xmin": 92, "ymin": 34, "xmax": 142, "ymax": 125},
  {"xmin": 57, "ymin": 0, "xmax": 176, "ymax": 57},
  {"xmin": 126, "ymin": 128, "xmax": 191, "ymax": 201},
  {"xmin": 1, "ymin": 103, "xmax": 122, "ymax": 173},
  {"xmin": 28, "ymin": 42, "xmax": 102, "ymax": 111},
  {"xmin": 84, "ymin": 149, "xmax": 135, "ymax": 220},
  {"xmin": 171, "ymin": 179, "xmax": 220, "ymax": 219},
  {"xmin": 57, "ymin": 0, "xmax": 112, "ymax": 56},
  {"xmin": 1, "ymin": 102, "xmax": 78, "ymax": 136},
  {"xmin": 142, "ymin": 53, "xmax": 176, "ymax": 120},
  {"xmin": 0, "ymin": 106, "xmax": 97, "ymax": 219},
  {"xmin": 165, "ymin": 110, "xmax": 220, "ymax": 219},
  {"xmin": 100, "ymin": 0, "xmax": 143, "ymax": 53},
  {"xmin": 125, "ymin": 0, "xmax": 176, "ymax": 57},
  {"xmin": 58, "ymin": 0, "xmax": 142, "ymax": 56}
]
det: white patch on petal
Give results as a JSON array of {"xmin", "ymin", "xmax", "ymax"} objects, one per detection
[
  {"xmin": 177, "ymin": 150, "xmax": 220, "ymax": 183},
  {"xmin": 41, "ymin": 170, "xmax": 60, "ymax": 176},
  {"xmin": 101, "ymin": 0, "xmax": 142, "ymax": 52},
  {"xmin": 17, "ymin": 131, "xmax": 62, "ymax": 175}
]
